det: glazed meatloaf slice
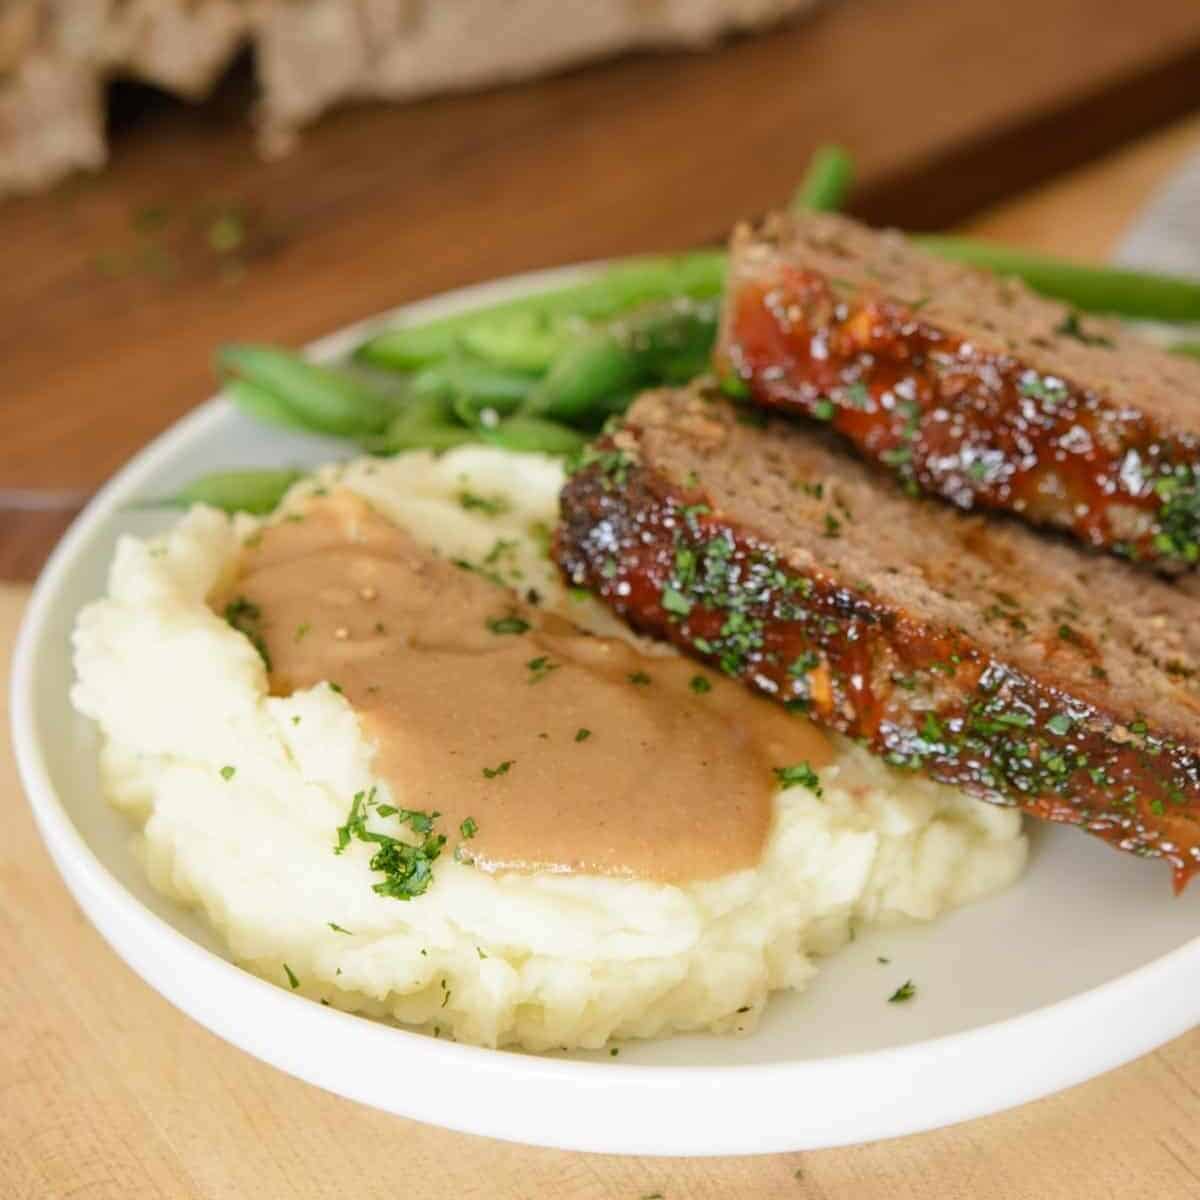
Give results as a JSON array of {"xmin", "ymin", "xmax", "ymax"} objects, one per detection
[
  {"xmin": 716, "ymin": 211, "xmax": 1200, "ymax": 573},
  {"xmin": 555, "ymin": 385, "xmax": 1200, "ymax": 888}
]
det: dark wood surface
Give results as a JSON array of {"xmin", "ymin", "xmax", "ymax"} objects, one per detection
[{"xmin": 3, "ymin": 0, "xmax": 1200, "ymax": 579}]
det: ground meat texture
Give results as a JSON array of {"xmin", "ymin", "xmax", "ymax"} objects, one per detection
[
  {"xmin": 554, "ymin": 386, "xmax": 1200, "ymax": 890},
  {"xmin": 716, "ymin": 211, "xmax": 1200, "ymax": 573}
]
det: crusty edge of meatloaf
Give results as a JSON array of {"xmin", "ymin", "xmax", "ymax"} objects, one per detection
[
  {"xmin": 717, "ymin": 211, "xmax": 1200, "ymax": 572},
  {"xmin": 554, "ymin": 392, "xmax": 1200, "ymax": 889}
]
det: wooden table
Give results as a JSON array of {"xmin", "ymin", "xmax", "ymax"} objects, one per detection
[
  {"xmin": 5, "ymin": 0, "xmax": 1200, "ymax": 580},
  {"xmin": 5, "ymin": 7, "xmax": 1200, "ymax": 1195}
]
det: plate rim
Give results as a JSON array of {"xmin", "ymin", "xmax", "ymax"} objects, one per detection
[{"xmin": 10, "ymin": 263, "xmax": 1200, "ymax": 1156}]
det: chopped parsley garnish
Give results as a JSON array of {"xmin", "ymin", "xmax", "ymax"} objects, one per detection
[
  {"xmin": 689, "ymin": 675, "xmax": 712, "ymax": 694},
  {"xmin": 812, "ymin": 398, "xmax": 836, "ymax": 421},
  {"xmin": 1153, "ymin": 468, "xmax": 1200, "ymax": 564},
  {"xmin": 1055, "ymin": 311, "xmax": 1114, "ymax": 348},
  {"xmin": 569, "ymin": 444, "xmax": 634, "ymax": 486},
  {"xmin": 219, "ymin": 765, "xmax": 236, "ymax": 781},
  {"xmin": 294, "ymin": 622, "xmax": 310, "ymax": 642},
  {"xmin": 482, "ymin": 760, "xmax": 513, "ymax": 779},
  {"xmin": 823, "ymin": 513, "xmax": 841, "ymax": 538},
  {"xmin": 458, "ymin": 490, "xmax": 510, "ymax": 516},
  {"xmin": 327, "ymin": 922, "xmax": 353, "ymax": 935},
  {"xmin": 575, "ymin": 728, "xmax": 592, "ymax": 743},
  {"xmin": 773, "ymin": 762, "xmax": 823, "ymax": 796},
  {"xmin": 845, "ymin": 382, "xmax": 870, "ymax": 409},
  {"xmin": 1046, "ymin": 713, "xmax": 1074, "ymax": 736},
  {"xmin": 921, "ymin": 713, "xmax": 945, "ymax": 743},
  {"xmin": 888, "ymin": 980, "xmax": 916, "ymax": 1003},
  {"xmin": 460, "ymin": 816, "xmax": 478, "ymax": 839},
  {"xmin": 486, "ymin": 614, "xmax": 530, "ymax": 635},
  {"xmin": 661, "ymin": 586, "xmax": 692, "ymax": 617},
  {"xmin": 224, "ymin": 596, "xmax": 271, "ymax": 670},
  {"xmin": 328, "ymin": 682, "xmax": 343, "ymax": 694},
  {"xmin": 283, "ymin": 964, "xmax": 300, "ymax": 990},
  {"xmin": 332, "ymin": 788, "xmax": 445, "ymax": 900},
  {"xmin": 789, "ymin": 651, "xmax": 820, "ymax": 677},
  {"xmin": 526, "ymin": 655, "xmax": 559, "ymax": 683},
  {"xmin": 1017, "ymin": 373, "xmax": 1067, "ymax": 405},
  {"xmin": 628, "ymin": 670, "xmax": 652, "ymax": 686}
]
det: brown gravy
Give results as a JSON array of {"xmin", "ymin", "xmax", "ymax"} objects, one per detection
[{"xmin": 224, "ymin": 491, "xmax": 832, "ymax": 883}]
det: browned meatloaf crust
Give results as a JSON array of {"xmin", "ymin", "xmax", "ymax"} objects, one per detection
[
  {"xmin": 555, "ymin": 385, "xmax": 1200, "ymax": 888},
  {"xmin": 716, "ymin": 211, "xmax": 1200, "ymax": 573}
]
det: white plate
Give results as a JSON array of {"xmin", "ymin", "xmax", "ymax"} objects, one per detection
[{"xmin": 11, "ymin": 267, "xmax": 1200, "ymax": 1157}]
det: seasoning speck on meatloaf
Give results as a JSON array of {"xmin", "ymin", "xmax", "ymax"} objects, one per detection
[
  {"xmin": 555, "ymin": 385, "xmax": 1200, "ymax": 889},
  {"xmin": 717, "ymin": 211, "xmax": 1200, "ymax": 572}
]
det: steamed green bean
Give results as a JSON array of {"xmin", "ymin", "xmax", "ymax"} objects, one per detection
[
  {"xmin": 356, "ymin": 252, "xmax": 727, "ymax": 370},
  {"xmin": 915, "ymin": 237, "xmax": 1200, "ymax": 322},
  {"xmin": 219, "ymin": 344, "xmax": 397, "ymax": 436},
  {"xmin": 791, "ymin": 144, "xmax": 855, "ymax": 213},
  {"xmin": 524, "ymin": 298, "xmax": 719, "ymax": 421},
  {"xmin": 160, "ymin": 469, "xmax": 304, "ymax": 515},
  {"xmin": 480, "ymin": 415, "xmax": 587, "ymax": 455},
  {"xmin": 226, "ymin": 378, "xmax": 310, "ymax": 431}
]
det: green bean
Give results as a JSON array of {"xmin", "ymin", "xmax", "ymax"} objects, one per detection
[
  {"xmin": 218, "ymin": 344, "xmax": 397, "ymax": 436},
  {"xmin": 916, "ymin": 237, "xmax": 1200, "ymax": 322},
  {"xmin": 373, "ymin": 359, "xmax": 534, "ymax": 429},
  {"xmin": 226, "ymin": 378, "xmax": 311, "ymax": 431},
  {"xmin": 479, "ymin": 415, "xmax": 587, "ymax": 455},
  {"xmin": 365, "ymin": 422, "xmax": 480, "ymax": 454},
  {"xmin": 356, "ymin": 252, "xmax": 727, "ymax": 369},
  {"xmin": 431, "ymin": 360, "xmax": 538, "ymax": 404},
  {"xmin": 158, "ymin": 469, "xmax": 304, "ymax": 515},
  {"xmin": 359, "ymin": 392, "xmax": 478, "ymax": 454},
  {"xmin": 791, "ymin": 144, "xmax": 855, "ymax": 213},
  {"xmin": 459, "ymin": 312, "xmax": 573, "ymax": 372},
  {"xmin": 524, "ymin": 330, "xmax": 646, "ymax": 422},
  {"xmin": 524, "ymin": 298, "xmax": 719, "ymax": 421}
]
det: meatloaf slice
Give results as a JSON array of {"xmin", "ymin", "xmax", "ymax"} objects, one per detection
[
  {"xmin": 716, "ymin": 211, "xmax": 1200, "ymax": 573},
  {"xmin": 555, "ymin": 385, "xmax": 1200, "ymax": 888}
]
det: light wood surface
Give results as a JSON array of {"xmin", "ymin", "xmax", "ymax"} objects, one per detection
[{"xmin": 6, "ymin": 73, "xmax": 1200, "ymax": 1200}]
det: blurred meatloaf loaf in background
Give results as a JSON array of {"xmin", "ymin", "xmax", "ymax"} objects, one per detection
[
  {"xmin": 0, "ymin": 0, "xmax": 815, "ymax": 196},
  {"xmin": 555, "ymin": 384, "xmax": 1200, "ymax": 887},
  {"xmin": 717, "ymin": 212, "xmax": 1200, "ymax": 572}
]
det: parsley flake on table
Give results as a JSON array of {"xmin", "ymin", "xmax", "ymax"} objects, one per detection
[
  {"xmin": 283, "ymin": 964, "xmax": 300, "ymax": 990},
  {"xmin": 482, "ymin": 761, "xmax": 513, "ymax": 779},
  {"xmin": 219, "ymin": 765, "xmax": 236, "ymax": 781},
  {"xmin": 460, "ymin": 816, "xmax": 479, "ymax": 839},
  {"xmin": 888, "ymin": 980, "xmax": 916, "ymax": 1003},
  {"xmin": 575, "ymin": 728, "xmax": 592, "ymax": 743}
]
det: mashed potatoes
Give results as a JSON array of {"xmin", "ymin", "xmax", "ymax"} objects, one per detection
[{"xmin": 71, "ymin": 447, "xmax": 1027, "ymax": 1050}]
